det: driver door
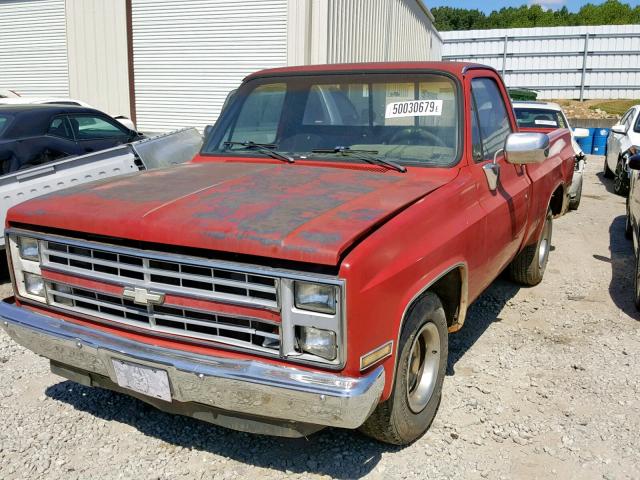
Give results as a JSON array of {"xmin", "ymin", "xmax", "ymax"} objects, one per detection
[{"xmin": 467, "ymin": 73, "xmax": 530, "ymax": 284}]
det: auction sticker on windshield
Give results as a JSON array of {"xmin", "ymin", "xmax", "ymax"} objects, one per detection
[{"xmin": 386, "ymin": 100, "xmax": 443, "ymax": 119}]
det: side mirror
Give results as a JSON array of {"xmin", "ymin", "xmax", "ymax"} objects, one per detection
[
  {"xmin": 573, "ymin": 128, "xmax": 590, "ymax": 139},
  {"xmin": 612, "ymin": 124, "xmax": 627, "ymax": 135},
  {"xmin": 203, "ymin": 124, "xmax": 214, "ymax": 137},
  {"xmin": 504, "ymin": 132, "xmax": 550, "ymax": 165},
  {"xmin": 628, "ymin": 153, "xmax": 640, "ymax": 170}
]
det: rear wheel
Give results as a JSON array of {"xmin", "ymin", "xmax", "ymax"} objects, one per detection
[
  {"xmin": 604, "ymin": 155, "xmax": 614, "ymax": 179},
  {"xmin": 359, "ymin": 292, "xmax": 448, "ymax": 445},
  {"xmin": 614, "ymin": 158, "xmax": 630, "ymax": 196},
  {"xmin": 509, "ymin": 208, "xmax": 553, "ymax": 286}
]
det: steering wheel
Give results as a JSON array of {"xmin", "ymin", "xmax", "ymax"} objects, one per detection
[{"xmin": 389, "ymin": 128, "xmax": 447, "ymax": 147}]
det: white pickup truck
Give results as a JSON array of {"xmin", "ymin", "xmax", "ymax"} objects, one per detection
[{"xmin": 0, "ymin": 128, "xmax": 202, "ymax": 251}]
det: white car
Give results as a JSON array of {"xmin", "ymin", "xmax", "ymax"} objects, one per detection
[
  {"xmin": 513, "ymin": 101, "xmax": 590, "ymax": 210},
  {"xmin": 0, "ymin": 96, "xmax": 136, "ymax": 131},
  {"xmin": 605, "ymin": 105, "xmax": 640, "ymax": 196}
]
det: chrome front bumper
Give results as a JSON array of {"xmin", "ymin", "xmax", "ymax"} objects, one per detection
[{"xmin": 0, "ymin": 300, "xmax": 384, "ymax": 436}]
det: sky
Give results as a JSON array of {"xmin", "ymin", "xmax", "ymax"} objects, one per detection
[{"xmin": 425, "ymin": 0, "xmax": 640, "ymax": 13}]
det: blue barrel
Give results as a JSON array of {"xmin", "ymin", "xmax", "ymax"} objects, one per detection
[
  {"xmin": 592, "ymin": 128, "xmax": 609, "ymax": 155},
  {"xmin": 577, "ymin": 135, "xmax": 593, "ymax": 154}
]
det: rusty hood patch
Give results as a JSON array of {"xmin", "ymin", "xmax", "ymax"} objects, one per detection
[{"xmin": 8, "ymin": 162, "xmax": 455, "ymax": 265}]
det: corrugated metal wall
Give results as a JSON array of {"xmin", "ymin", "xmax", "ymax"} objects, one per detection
[
  {"xmin": 66, "ymin": 0, "xmax": 131, "ymax": 119},
  {"xmin": 442, "ymin": 25, "xmax": 640, "ymax": 100},
  {"xmin": 131, "ymin": 0, "xmax": 288, "ymax": 133},
  {"xmin": 0, "ymin": 0, "xmax": 69, "ymax": 97},
  {"xmin": 289, "ymin": 0, "xmax": 441, "ymax": 65},
  {"xmin": 326, "ymin": 0, "xmax": 440, "ymax": 63}
]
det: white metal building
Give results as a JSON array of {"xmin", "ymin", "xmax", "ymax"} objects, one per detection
[
  {"xmin": 0, "ymin": 0, "xmax": 442, "ymax": 132},
  {"xmin": 441, "ymin": 25, "xmax": 640, "ymax": 100}
]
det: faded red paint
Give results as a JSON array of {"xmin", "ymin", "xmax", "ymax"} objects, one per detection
[
  {"xmin": 6, "ymin": 62, "xmax": 577, "ymax": 403},
  {"xmin": 9, "ymin": 161, "xmax": 455, "ymax": 265}
]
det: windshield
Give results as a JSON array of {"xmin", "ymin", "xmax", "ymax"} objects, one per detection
[
  {"xmin": 203, "ymin": 73, "xmax": 460, "ymax": 167},
  {"xmin": 514, "ymin": 107, "xmax": 566, "ymax": 129},
  {"xmin": 0, "ymin": 114, "xmax": 10, "ymax": 136}
]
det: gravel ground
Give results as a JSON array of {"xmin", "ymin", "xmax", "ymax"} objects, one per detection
[{"xmin": 1, "ymin": 156, "xmax": 639, "ymax": 480}]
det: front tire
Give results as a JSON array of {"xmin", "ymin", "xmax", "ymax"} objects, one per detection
[
  {"xmin": 614, "ymin": 158, "xmax": 630, "ymax": 196},
  {"xmin": 359, "ymin": 292, "xmax": 448, "ymax": 445},
  {"xmin": 634, "ymin": 246, "xmax": 640, "ymax": 310},
  {"xmin": 604, "ymin": 155, "xmax": 614, "ymax": 179},
  {"xmin": 509, "ymin": 208, "xmax": 553, "ymax": 286},
  {"xmin": 626, "ymin": 197, "xmax": 633, "ymax": 240},
  {"xmin": 568, "ymin": 175, "xmax": 583, "ymax": 211}
]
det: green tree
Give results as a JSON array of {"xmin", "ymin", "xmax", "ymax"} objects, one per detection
[{"xmin": 431, "ymin": 0, "xmax": 640, "ymax": 31}]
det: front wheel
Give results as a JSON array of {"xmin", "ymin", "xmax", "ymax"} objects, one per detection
[
  {"xmin": 568, "ymin": 175, "xmax": 583, "ymax": 211},
  {"xmin": 626, "ymin": 197, "xmax": 633, "ymax": 240},
  {"xmin": 614, "ymin": 158, "xmax": 630, "ymax": 196},
  {"xmin": 604, "ymin": 155, "xmax": 614, "ymax": 179},
  {"xmin": 509, "ymin": 208, "xmax": 553, "ymax": 286},
  {"xmin": 359, "ymin": 292, "xmax": 448, "ymax": 445},
  {"xmin": 634, "ymin": 247, "xmax": 640, "ymax": 310}
]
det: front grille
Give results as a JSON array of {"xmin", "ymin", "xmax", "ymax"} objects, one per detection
[
  {"xmin": 41, "ymin": 240, "xmax": 279, "ymax": 309},
  {"xmin": 46, "ymin": 282, "xmax": 280, "ymax": 354}
]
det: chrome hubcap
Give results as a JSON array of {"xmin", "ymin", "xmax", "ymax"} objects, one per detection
[{"xmin": 406, "ymin": 322, "xmax": 441, "ymax": 413}]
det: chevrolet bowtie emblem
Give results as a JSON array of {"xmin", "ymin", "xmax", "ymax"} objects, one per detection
[{"xmin": 122, "ymin": 287, "xmax": 165, "ymax": 306}]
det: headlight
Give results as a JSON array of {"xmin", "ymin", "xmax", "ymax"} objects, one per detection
[
  {"xmin": 18, "ymin": 237, "xmax": 40, "ymax": 261},
  {"xmin": 297, "ymin": 326, "xmax": 337, "ymax": 360},
  {"xmin": 8, "ymin": 233, "xmax": 45, "ymax": 302},
  {"xmin": 294, "ymin": 281, "xmax": 336, "ymax": 314},
  {"xmin": 24, "ymin": 272, "xmax": 45, "ymax": 298}
]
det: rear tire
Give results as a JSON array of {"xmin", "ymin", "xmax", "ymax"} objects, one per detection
[
  {"xmin": 604, "ymin": 155, "xmax": 614, "ymax": 179},
  {"xmin": 509, "ymin": 208, "xmax": 553, "ymax": 286},
  {"xmin": 359, "ymin": 292, "xmax": 448, "ymax": 445}
]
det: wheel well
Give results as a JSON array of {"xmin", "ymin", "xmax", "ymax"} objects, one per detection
[
  {"xmin": 427, "ymin": 267, "xmax": 463, "ymax": 328},
  {"xmin": 549, "ymin": 185, "xmax": 564, "ymax": 216}
]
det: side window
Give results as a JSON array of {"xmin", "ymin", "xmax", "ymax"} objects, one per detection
[
  {"xmin": 47, "ymin": 117, "xmax": 73, "ymax": 140},
  {"xmin": 228, "ymin": 83, "xmax": 286, "ymax": 144},
  {"xmin": 470, "ymin": 98, "xmax": 484, "ymax": 162},
  {"xmin": 68, "ymin": 115, "xmax": 128, "ymax": 140},
  {"xmin": 471, "ymin": 78, "xmax": 512, "ymax": 161}
]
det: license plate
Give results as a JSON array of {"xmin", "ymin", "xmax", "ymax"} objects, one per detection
[{"xmin": 112, "ymin": 359, "xmax": 172, "ymax": 402}]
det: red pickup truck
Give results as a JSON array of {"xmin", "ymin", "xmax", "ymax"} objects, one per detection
[{"xmin": 1, "ymin": 62, "xmax": 575, "ymax": 445}]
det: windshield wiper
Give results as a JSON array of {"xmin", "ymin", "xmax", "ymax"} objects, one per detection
[
  {"xmin": 223, "ymin": 141, "xmax": 294, "ymax": 163},
  {"xmin": 311, "ymin": 147, "xmax": 406, "ymax": 173}
]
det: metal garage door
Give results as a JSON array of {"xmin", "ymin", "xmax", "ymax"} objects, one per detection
[
  {"xmin": 131, "ymin": 0, "xmax": 288, "ymax": 133},
  {"xmin": 0, "ymin": 0, "xmax": 69, "ymax": 97}
]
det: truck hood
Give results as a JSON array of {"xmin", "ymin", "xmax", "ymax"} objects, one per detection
[{"xmin": 8, "ymin": 162, "xmax": 455, "ymax": 265}]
